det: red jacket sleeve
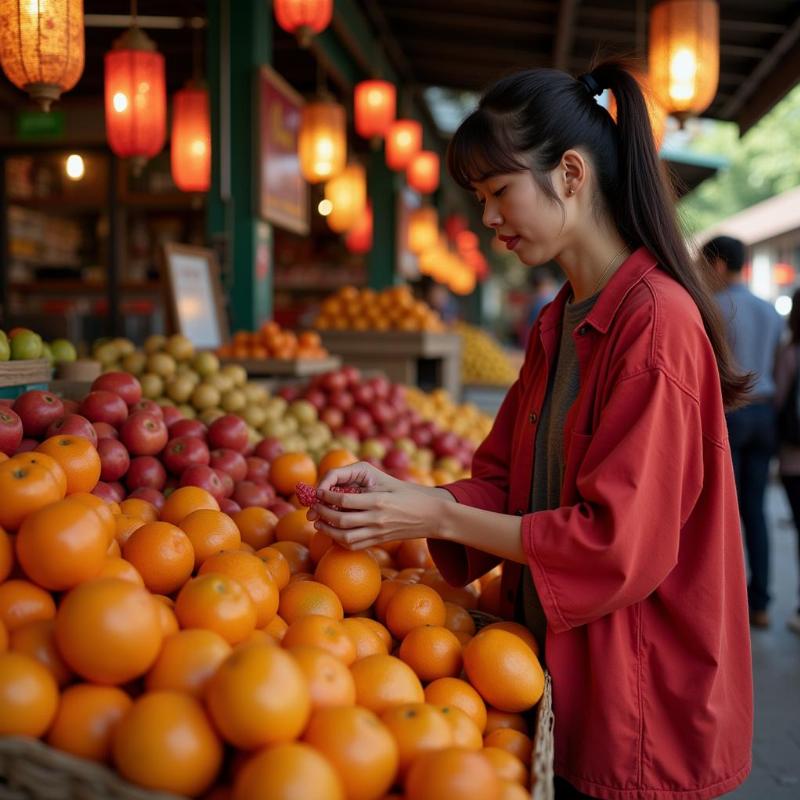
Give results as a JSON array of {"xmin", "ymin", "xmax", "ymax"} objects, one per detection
[
  {"xmin": 428, "ymin": 379, "xmax": 522, "ymax": 586},
  {"xmin": 523, "ymin": 367, "xmax": 704, "ymax": 634}
]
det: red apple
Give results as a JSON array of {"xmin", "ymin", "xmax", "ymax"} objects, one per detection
[
  {"xmin": 304, "ymin": 388, "xmax": 327, "ymax": 411},
  {"xmin": 126, "ymin": 455, "xmax": 167, "ymax": 491},
  {"xmin": 92, "ymin": 481, "xmax": 121, "ymax": 504},
  {"xmin": 97, "ymin": 437, "xmax": 130, "ymax": 482},
  {"xmin": 207, "ymin": 414, "xmax": 249, "ymax": 452},
  {"xmin": 410, "ymin": 423, "xmax": 434, "ymax": 448},
  {"xmin": 347, "ymin": 408, "xmax": 376, "ymax": 439},
  {"xmin": 367, "ymin": 375, "xmax": 391, "ymax": 400},
  {"xmin": 370, "ymin": 400, "xmax": 394, "ymax": 426},
  {"xmin": 382, "ymin": 417, "xmax": 411, "ymax": 440},
  {"xmin": 91, "ymin": 372, "xmax": 143, "ymax": 406},
  {"xmin": 352, "ymin": 384, "xmax": 375, "ymax": 406},
  {"xmin": 179, "ymin": 465, "xmax": 225, "ymax": 502},
  {"xmin": 119, "ymin": 412, "xmax": 168, "ymax": 457},
  {"xmin": 79, "ymin": 390, "xmax": 128, "ymax": 428},
  {"xmin": 277, "ymin": 386, "xmax": 300, "ymax": 403},
  {"xmin": 210, "ymin": 448, "xmax": 248, "ymax": 482},
  {"xmin": 233, "ymin": 480, "xmax": 275, "ymax": 509},
  {"xmin": 107, "ymin": 482, "xmax": 127, "ymax": 502},
  {"xmin": 47, "ymin": 413, "xmax": 98, "ymax": 447},
  {"xmin": 328, "ymin": 390, "xmax": 354, "ymax": 413},
  {"xmin": 245, "ymin": 456, "xmax": 271, "ymax": 484},
  {"xmin": 387, "ymin": 466, "xmax": 411, "ymax": 481},
  {"xmin": 168, "ymin": 418, "xmax": 207, "ymax": 439},
  {"xmin": 162, "ymin": 435, "xmax": 211, "ymax": 475},
  {"xmin": 254, "ymin": 437, "xmax": 284, "ymax": 463},
  {"xmin": 130, "ymin": 399, "xmax": 163, "ymax": 418},
  {"xmin": 320, "ymin": 370, "xmax": 348, "ymax": 393},
  {"xmin": 93, "ymin": 421, "xmax": 118, "ymax": 440},
  {"xmin": 15, "ymin": 438, "xmax": 38, "ymax": 453},
  {"xmin": 161, "ymin": 405, "xmax": 184, "ymax": 428},
  {"xmin": 268, "ymin": 499, "xmax": 296, "ymax": 519},
  {"xmin": 0, "ymin": 399, "xmax": 12, "ymax": 407},
  {"xmin": 432, "ymin": 431, "xmax": 460, "ymax": 459},
  {"xmin": 0, "ymin": 407, "xmax": 23, "ymax": 455},
  {"xmin": 128, "ymin": 487, "xmax": 165, "ymax": 511},
  {"xmin": 219, "ymin": 497, "xmax": 242, "ymax": 515},
  {"xmin": 216, "ymin": 469, "xmax": 234, "ymax": 498},
  {"xmin": 341, "ymin": 365, "xmax": 361, "ymax": 386},
  {"xmin": 337, "ymin": 425, "xmax": 360, "ymax": 443},
  {"xmin": 61, "ymin": 398, "xmax": 80, "ymax": 415},
  {"xmin": 319, "ymin": 406, "xmax": 344, "ymax": 431},
  {"xmin": 383, "ymin": 447, "xmax": 411, "ymax": 471},
  {"xmin": 13, "ymin": 390, "xmax": 64, "ymax": 438}
]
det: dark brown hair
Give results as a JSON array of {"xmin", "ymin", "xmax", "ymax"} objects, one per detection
[{"xmin": 446, "ymin": 58, "xmax": 751, "ymax": 408}]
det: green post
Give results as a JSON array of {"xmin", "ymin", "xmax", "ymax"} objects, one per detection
[
  {"xmin": 207, "ymin": 0, "xmax": 273, "ymax": 331},
  {"xmin": 367, "ymin": 147, "xmax": 396, "ymax": 290}
]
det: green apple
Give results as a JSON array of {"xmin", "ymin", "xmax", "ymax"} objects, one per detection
[
  {"xmin": 288, "ymin": 399, "xmax": 318, "ymax": 426},
  {"xmin": 166, "ymin": 375, "xmax": 196, "ymax": 403},
  {"xmin": 93, "ymin": 341, "xmax": 120, "ymax": 367},
  {"xmin": 112, "ymin": 338, "xmax": 135, "ymax": 356},
  {"xmin": 140, "ymin": 372, "xmax": 164, "ymax": 399},
  {"xmin": 122, "ymin": 351, "xmax": 147, "ymax": 375},
  {"xmin": 177, "ymin": 403, "xmax": 196, "ymax": 419},
  {"xmin": 143, "ymin": 334, "xmax": 167, "ymax": 354},
  {"xmin": 165, "ymin": 334, "xmax": 195, "ymax": 362},
  {"xmin": 191, "ymin": 382, "xmax": 221, "ymax": 411},
  {"xmin": 10, "ymin": 330, "xmax": 43, "ymax": 360},
  {"xmin": 192, "ymin": 351, "xmax": 220, "ymax": 378},
  {"xmin": 41, "ymin": 342, "xmax": 54, "ymax": 364},
  {"xmin": 50, "ymin": 338, "xmax": 77, "ymax": 363},
  {"xmin": 199, "ymin": 407, "xmax": 225, "ymax": 426},
  {"xmin": 221, "ymin": 364, "xmax": 247, "ymax": 387},
  {"xmin": 147, "ymin": 352, "xmax": 177, "ymax": 379},
  {"xmin": 221, "ymin": 389, "xmax": 247, "ymax": 413},
  {"xmin": 0, "ymin": 334, "xmax": 9, "ymax": 362},
  {"xmin": 208, "ymin": 372, "xmax": 234, "ymax": 394}
]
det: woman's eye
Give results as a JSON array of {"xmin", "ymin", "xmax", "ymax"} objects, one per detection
[{"xmin": 492, "ymin": 186, "xmax": 506, "ymax": 198}]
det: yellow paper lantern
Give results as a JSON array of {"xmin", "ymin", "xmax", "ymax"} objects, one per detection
[
  {"xmin": 408, "ymin": 207, "xmax": 439, "ymax": 254},
  {"xmin": 648, "ymin": 0, "xmax": 719, "ymax": 120},
  {"xmin": 324, "ymin": 164, "xmax": 367, "ymax": 233},
  {"xmin": 0, "ymin": 0, "xmax": 84, "ymax": 110},
  {"xmin": 298, "ymin": 99, "xmax": 347, "ymax": 184},
  {"xmin": 386, "ymin": 119, "xmax": 422, "ymax": 171}
]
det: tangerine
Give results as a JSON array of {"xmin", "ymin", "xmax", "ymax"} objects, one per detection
[
  {"xmin": 380, "ymin": 702, "xmax": 453, "ymax": 777},
  {"xmin": 232, "ymin": 506, "xmax": 277, "ymax": 549},
  {"xmin": 0, "ymin": 651, "xmax": 59, "ymax": 736},
  {"xmin": 122, "ymin": 521, "xmax": 195, "ymax": 595},
  {"xmin": 9, "ymin": 618, "xmax": 72, "ymax": 686},
  {"xmin": 282, "ymin": 614, "xmax": 356, "ymax": 664},
  {"xmin": 287, "ymin": 643, "xmax": 357, "ymax": 709},
  {"xmin": 314, "ymin": 544, "xmax": 382, "ymax": 614},
  {"xmin": 270, "ymin": 452, "xmax": 317, "ymax": 496},
  {"xmin": 36, "ymin": 436, "xmax": 101, "ymax": 494},
  {"xmin": 424, "ymin": 677, "xmax": 487, "ymax": 732},
  {"xmin": 350, "ymin": 653, "xmax": 425, "ymax": 714},
  {"xmin": 482, "ymin": 746, "xmax": 528, "ymax": 786},
  {"xmin": 437, "ymin": 705, "xmax": 483, "ymax": 750},
  {"xmin": 179, "ymin": 509, "xmax": 241, "ymax": 568},
  {"xmin": 174, "ymin": 573, "xmax": 256, "ymax": 644},
  {"xmin": 278, "ymin": 579, "xmax": 344, "ymax": 624},
  {"xmin": 254, "ymin": 545, "xmax": 291, "ymax": 590},
  {"xmin": 485, "ymin": 708, "xmax": 529, "ymax": 736},
  {"xmin": 443, "ymin": 601, "xmax": 476, "ymax": 636},
  {"xmin": 398, "ymin": 625, "xmax": 463, "ymax": 682},
  {"xmin": 268, "ymin": 540, "xmax": 313, "ymax": 574},
  {"xmin": 0, "ymin": 456, "xmax": 66, "ymax": 530},
  {"xmin": 119, "ymin": 497, "xmax": 158, "ymax": 523},
  {"xmin": 341, "ymin": 617, "xmax": 388, "ymax": 660},
  {"xmin": 405, "ymin": 747, "xmax": 500, "ymax": 800},
  {"xmin": 0, "ymin": 579, "xmax": 56, "ymax": 632},
  {"xmin": 160, "ymin": 485, "xmax": 219, "ymax": 525},
  {"xmin": 318, "ymin": 448, "xmax": 358, "ymax": 478},
  {"xmin": 114, "ymin": 514, "xmax": 145, "ymax": 546},
  {"xmin": 483, "ymin": 728, "xmax": 534, "ymax": 765},
  {"xmin": 385, "ymin": 583, "xmax": 447, "ymax": 640},
  {"xmin": 481, "ymin": 620, "xmax": 540, "ymax": 656},
  {"xmin": 274, "ymin": 508, "xmax": 316, "ymax": 546},
  {"xmin": 96, "ymin": 557, "xmax": 144, "ymax": 585},
  {"xmin": 0, "ymin": 527, "xmax": 13, "ymax": 582}
]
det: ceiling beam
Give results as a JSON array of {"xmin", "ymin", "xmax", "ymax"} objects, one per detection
[
  {"xmin": 553, "ymin": 0, "xmax": 579, "ymax": 71},
  {"xmin": 382, "ymin": 8, "xmax": 552, "ymax": 38}
]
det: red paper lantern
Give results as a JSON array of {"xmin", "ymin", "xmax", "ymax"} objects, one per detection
[
  {"xmin": 345, "ymin": 202, "xmax": 373, "ymax": 254},
  {"xmin": 274, "ymin": 0, "xmax": 332, "ymax": 44},
  {"xmin": 386, "ymin": 119, "xmax": 422, "ymax": 171},
  {"xmin": 456, "ymin": 230, "xmax": 479, "ymax": 252},
  {"xmin": 354, "ymin": 80, "xmax": 396, "ymax": 139},
  {"xmin": 445, "ymin": 214, "xmax": 468, "ymax": 242},
  {"xmin": 171, "ymin": 84, "xmax": 210, "ymax": 192},
  {"xmin": 104, "ymin": 28, "xmax": 166, "ymax": 167},
  {"xmin": 406, "ymin": 150, "xmax": 440, "ymax": 194}
]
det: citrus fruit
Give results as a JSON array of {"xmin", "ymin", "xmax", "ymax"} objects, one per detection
[
  {"xmin": 385, "ymin": 583, "xmax": 447, "ymax": 639},
  {"xmin": 122, "ymin": 521, "xmax": 194, "ymax": 595},
  {"xmin": 278, "ymin": 579, "xmax": 344, "ymax": 624},
  {"xmin": 380, "ymin": 702, "xmax": 453, "ymax": 777},
  {"xmin": 287, "ymin": 644, "xmax": 357, "ymax": 709},
  {"xmin": 405, "ymin": 747, "xmax": 500, "ymax": 800},
  {"xmin": 350, "ymin": 653, "xmax": 425, "ymax": 715},
  {"xmin": 0, "ymin": 651, "xmax": 59, "ymax": 736},
  {"xmin": 314, "ymin": 544, "xmax": 382, "ymax": 614},
  {"xmin": 174, "ymin": 573, "xmax": 257, "ymax": 644},
  {"xmin": 282, "ymin": 614, "xmax": 356, "ymax": 664},
  {"xmin": 179, "ymin": 509, "xmax": 241, "ymax": 568},
  {"xmin": 36, "ymin": 436, "xmax": 101, "ymax": 494},
  {"xmin": 398, "ymin": 624, "xmax": 463, "ymax": 682},
  {"xmin": 160, "ymin": 485, "xmax": 219, "ymax": 525}
]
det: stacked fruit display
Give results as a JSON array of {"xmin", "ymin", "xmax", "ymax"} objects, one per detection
[
  {"xmin": 0, "ymin": 439, "xmax": 543, "ymax": 799},
  {"xmin": 216, "ymin": 322, "xmax": 330, "ymax": 360},
  {"xmin": 455, "ymin": 322, "xmax": 518, "ymax": 386},
  {"xmin": 0, "ymin": 327, "xmax": 77, "ymax": 365},
  {"xmin": 313, "ymin": 285, "xmax": 446, "ymax": 332},
  {"xmin": 405, "ymin": 387, "xmax": 494, "ymax": 448}
]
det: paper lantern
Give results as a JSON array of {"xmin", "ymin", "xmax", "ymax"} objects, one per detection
[
  {"xmin": 648, "ymin": 0, "xmax": 719, "ymax": 120},
  {"xmin": 171, "ymin": 84, "xmax": 211, "ymax": 192},
  {"xmin": 104, "ymin": 28, "xmax": 166, "ymax": 166},
  {"xmin": 325, "ymin": 164, "xmax": 367, "ymax": 233},
  {"xmin": 408, "ymin": 207, "xmax": 439, "ymax": 255},
  {"xmin": 354, "ymin": 80, "xmax": 396, "ymax": 139},
  {"xmin": 445, "ymin": 214, "xmax": 468, "ymax": 242},
  {"xmin": 0, "ymin": 0, "xmax": 84, "ymax": 110},
  {"xmin": 345, "ymin": 201, "xmax": 373, "ymax": 254},
  {"xmin": 407, "ymin": 150, "xmax": 440, "ymax": 194},
  {"xmin": 274, "ymin": 0, "xmax": 332, "ymax": 45},
  {"xmin": 299, "ymin": 99, "xmax": 347, "ymax": 183},
  {"xmin": 386, "ymin": 119, "xmax": 422, "ymax": 171}
]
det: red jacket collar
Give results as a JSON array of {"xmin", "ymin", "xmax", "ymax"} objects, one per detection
[{"xmin": 539, "ymin": 246, "xmax": 659, "ymax": 334}]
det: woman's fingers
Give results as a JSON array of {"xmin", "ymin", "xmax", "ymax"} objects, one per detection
[
  {"xmin": 317, "ymin": 489, "xmax": 378, "ymax": 510},
  {"xmin": 313, "ymin": 519, "xmax": 374, "ymax": 549},
  {"xmin": 316, "ymin": 462, "xmax": 378, "ymax": 493},
  {"xmin": 313, "ymin": 504, "xmax": 379, "ymax": 529}
]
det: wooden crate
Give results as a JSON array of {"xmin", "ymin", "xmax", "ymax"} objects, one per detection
[
  {"xmin": 0, "ymin": 359, "xmax": 52, "ymax": 398},
  {"xmin": 220, "ymin": 356, "xmax": 341, "ymax": 378}
]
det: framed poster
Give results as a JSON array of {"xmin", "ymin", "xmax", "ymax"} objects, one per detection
[
  {"xmin": 163, "ymin": 243, "xmax": 228, "ymax": 349},
  {"xmin": 257, "ymin": 65, "xmax": 309, "ymax": 235}
]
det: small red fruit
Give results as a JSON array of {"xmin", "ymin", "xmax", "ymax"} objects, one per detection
[{"xmin": 91, "ymin": 372, "xmax": 142, "ymax": 406}]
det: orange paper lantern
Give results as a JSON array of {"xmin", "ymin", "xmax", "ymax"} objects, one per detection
[
  {"xmin": 104, "ymin": 28, "xmax": 166, "ymax": 166},
  {"xmin": 0, "ymin": 0, "xmax": 84, "ymax": 110},
  {"xmin": 406, "ymin": 150, "xmax": 440, "ymax": 194},
  {"xmin": 324, "ymin": 164, "xmax": 367, "ymax": 233},
  {"xmin": 386, "ymin": 119, "xmax": 422, "ymax": 171},
  {"xmin": 274, "ymin": 0, "xmax": 332, "ymax": 44},
  {"xmin": 354, "ymin": 80, "xmax": 396, "ymax": 139},
  {"xmin": 171, "ymin": 84, "xmax": 211, "ymax": 192},
  {"xmin": 648, "ymin": 0, "xmax": 719, "ymax": 120},
  {"xmin": 408, "ymin": 207, "xmax": 439, "ymax": 255},
  {"xmin": 299, "ymin": 99, "xmax": 347, "ymax": 184},
  {"xmin": 345, "ymin": 201, "xmax": 373, "ymax": 254}
]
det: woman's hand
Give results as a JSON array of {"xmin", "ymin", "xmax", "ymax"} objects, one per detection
[{"xmin": 307, "ymin": 461, "xmax": 445, "ymax": 550}]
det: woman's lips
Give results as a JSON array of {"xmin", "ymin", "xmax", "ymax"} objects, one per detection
[{"xmin": 499, "ymin": 235, "xmax": 520, "ymax": 251}]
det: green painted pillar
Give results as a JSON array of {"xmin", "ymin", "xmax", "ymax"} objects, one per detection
[
  {"xmin": 207, "ymin": 0, "xmax": 273, "ymax": 331},
  {"xmin": 367, "ymin": 147, "xmax": 396, "ymax": 290}
]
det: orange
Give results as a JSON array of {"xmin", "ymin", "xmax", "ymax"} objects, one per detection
[
  {"xmin": 269, "ymin": 540, "xmax": 313, "ymax": 575},
  {"xmin": 374, "ymin": 579, "xmax": 411, "ymax": 622},
  {"xmin": 405, "ymin": 747, "xmax": 500, "ymax": 800},
  {"xmin": 419, "ymin": 570, "xmax": 479, "ymax": 609},
  {"xmin": 355, "ymin": 616, "xmax": 393, "ymax": 651},
  {"xmin": 481, "ymin": 620, "xmax": 540, "ymax": 657},
  {"xmin": 365, "ymin": 546, "xmax": 392, "ymax": 568},
  {"xmin": 398, "ymin": 625, "xmax": 463, "ymax": 682},
  {"xmin": 385, "ymin": 583, "xmax": 447, "ymax": 640},
  {"xmin": 96, "ymin": 557, "xmax": 144, "ymax": 585},
  {"xmin": 483, "ymin": 728, "xmax": 533, "ymax": 765},
  {"xmin": 270, "ymin": 452, "xmax": 317, "ymax": 496},
  {"xmin": 0, "ymin": 455, "xmax": 66, "ymax": 530},
  {"xmin": 207, "ymin": 642, "xmax": 311, "ymax": 749},
  {"xmin": 395, "ymin": 538, "xmax": 434, "ymax": 569},
  {"xmin": 233, "ymin": 742, "xmax": 345, "ymax": 800},
  {"xmin": 114, "ymin": 514, "xmax": 145, "ymax": 546},
  {"xmin": 254, "ymin": 546, "xmax": 291, "ymax": 590},
  {"xmin": 318, "ymin": 448, "xmax": 358, "ymax": 478},
  {"xmin": 463, "ymin": 629, "xmax": 545, "ymax": 712},
  {"xmin": 16, "ymin": 497, "xmax": 108, "ymax": 590},
  {"xmin": 395, "ymin": 567, "xmax": 425, "ymax": 582},
  {"xmin": 278, "ymin": 579, "xmax": 344, "ymax": 624},
  {"xmin": 0, "ymin": 651, "xmax": 59, "ymax": 736},
  {"xmin": 282, "ymin": 614, "xmax": 357, "ymax": 665},
  {"xmin": 342, "ymin": 617, "xmax": 388, "ymax": 660},
  {"xmin": 303, "ymin": 705, "xmax": 399, "ymax": 800},
  {"xmin": 288, "ymin": 570, "xmax": 314, "ymax": 584},
  {"xmin": 55, "ymin": 578, "xmax": 163, "ymax": 684},
  {"xmin": 482, "ymin": 746, "xmax": 528, "ymax": 785},
  {"xmin": 9, "ymin": 619, "xmax": 72, "ymax": 686},
  {"xmin": 0, "ymin": 620, "xmax": 6, "ymax": 652},
  {"xmin": 444, "ymin": 601, "xmax": 476, "ymax": 636},
  {"xmin": 146, "ymin": 629, "xmax": 232, "ymax": 698},
  {"xmin": 68, "ymin": 492, "xmax": 116, "ymax": 543},
  {"xmin": 106, "ymin": 538, "xmax": 121, "ymax": 558},
  {"xmin": 437, "ymin": 705, "xmax": 483, "ymax": 750},
  {"xmin": 262, "ymin": 613, "xmax": 288, "ymax": 642},
  {"xmin": 309, "ymin": 530, "xmax": 334, "ymax": 563},
  {"xmin": 0, "ymin": 526, "xmax": 13, "ymax": 582},
  {"xmin": 314, "ymin": 544, "xmax": 382, "ymax": 614},
  {"xmin": 232, "ymin": 506, "xmax": 277, "ymax": 549},
  {"xmin": 179, "ymin": 509, "xmax": 241, "ymax": 568},
  {"xmin": 499, "ymin": 780, "xmax": 531, "ymax": 800},
  {"xmin": 154, "ymin": 596, "xmax": 179, "ymax": 637},
  {"xmin": 199, "ymin": 550, "xmax": 279, "ymax": 627},
  {"xmin": 36, "ymin": 435, "xmax": 101, "ymax": 494},
  {"xmin": 0, "ymin": 579, "xmax": 56, "ymax": 632},
  {"xmin": 485, "ymin": 708, "xmax": 529, "ymax": 736},
  {"xmin": 350, "ymin": 654, "xmax": 425, "ymax": 715},
  {"xmin": 11, "ymin": 451, "xmax": 67, "ymax": 495},
  {"xmin": 47, "ymin": 684, "xmax": 132, "ymax": 762},
  {"xmin": 119, "ymin": 497, "xmax": 159, "ymax": 523},
  {"xmin": 122, "ymin": 521, "xmax": 195, "ymax": 595},
  {"xmin": 174, "ymin": 573, "xmax": 256, "ymax": 645},
  {"xmin": 160, "ymin": 485, "xmax": 219, "ymax": 525},
  {"xmin": 287, "ymin": 644, "xmax": 357, "ymax": 709},
  {"xmin": 274, "ymin": 508, "xmax": 316, "ymax": 546},
  {"xmin": 380, "ymin": 703, "xmax": 453, "ymax": 777},
  {"xmin": 424, "ymin": 677, "xmax": 487, "ymax": 732},
  {"xmin": 478, "ymin": 574, "xmax": 503, "ymax": 615},
  {"xmin": 113, "ymin": 690, "xmax": 223, "ymax": 796}
]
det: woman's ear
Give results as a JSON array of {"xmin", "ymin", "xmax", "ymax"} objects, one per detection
[{"xmin": 561, "ymin": 149, "xmax": 587, "ymax": 197}]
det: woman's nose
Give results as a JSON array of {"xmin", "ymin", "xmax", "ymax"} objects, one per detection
[{"xmin": 482, "ymin": 203, "xmax": 502, "ymax": 229}]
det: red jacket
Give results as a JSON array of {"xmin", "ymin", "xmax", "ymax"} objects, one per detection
[{"xmin": 431, "ymin": 248, "xmax": 752, "ymax": 800}]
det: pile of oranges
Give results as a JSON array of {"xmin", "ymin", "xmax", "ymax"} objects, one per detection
[
  {"xmin": 216, "ymin": 322, "xmax": 329, "ymax": 361},
  {"xmin": 0, "ymin": 439, "xmax": 544, "ymax": 800},
  {"xmin": 314, "ymin": 285, "xmax": 447, "ymax": 333}
]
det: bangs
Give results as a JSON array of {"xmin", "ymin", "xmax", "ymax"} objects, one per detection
[{"xmin": 446, "ymin": 107, "xmax": 529, "ymax": 190}]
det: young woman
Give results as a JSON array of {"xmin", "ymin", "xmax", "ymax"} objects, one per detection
[{"xmin": 308, "ymin": 60, "xmax": 753, "ymax": 800}]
